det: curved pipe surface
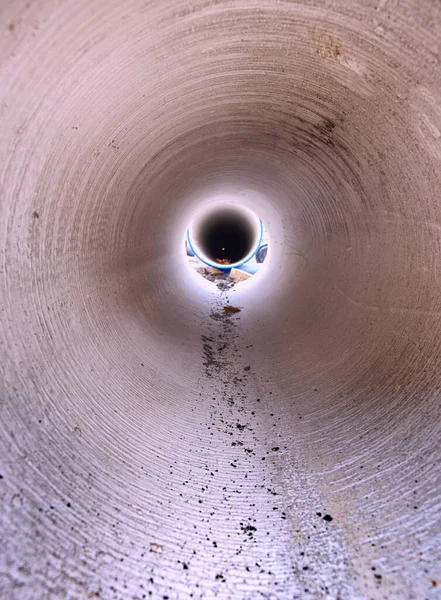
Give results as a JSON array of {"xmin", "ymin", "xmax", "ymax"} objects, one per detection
[{"xmin": 1, "ymin": 1, "xmax": 441, "ymax": 599}]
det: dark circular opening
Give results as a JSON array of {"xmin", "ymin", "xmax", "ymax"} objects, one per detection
[{"xmin": 199, "ymin": 213, "xmax": 256, "ymax": 265}]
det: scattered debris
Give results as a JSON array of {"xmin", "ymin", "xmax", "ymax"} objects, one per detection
[
  {"xmin": 215, "ymin": 257, "xmax": 232, "ymax": 265},
  {"xmin": 230, "ymin": 267, "xmax": 252, "ymax": 281},
  {"xmin": 196, "ymin": 268, "xmax": 236, "ymax": 291}
]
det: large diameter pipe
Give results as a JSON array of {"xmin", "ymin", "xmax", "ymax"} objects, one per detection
[{"xmin": 1, "ymin": 1, "xmax": 441, "ymax": 599}]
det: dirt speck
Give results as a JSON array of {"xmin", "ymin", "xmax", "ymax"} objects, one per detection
[
  {"xmin": 323, "ymin": 514, "xmax": 333, "ymax": 522},
  {"xmin": 317, "ymin": 34, "xmax": 343, "ymax": 60},
  {"xmin": 149, "ymin": 542, "xmax": 164, "ymax": 554},
  {"xmin": 241, "ymin": 524, "xmax": 257, "ymax": 535},
  {"xmin": 32, "ymin": 211, "xmax": 39, "ymax": 219},
  {"xmin": 224, "ymin": 306, "xmax": 241, "ymax": 314},
  {"xmin": 321, "ymin": 118, "xmax": 335, "ymax": 134}
]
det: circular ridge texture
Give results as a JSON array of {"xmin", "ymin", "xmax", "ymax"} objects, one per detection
[{"xmin": 0, "ymin": 1, "xmax": 440, "ymax": 599}]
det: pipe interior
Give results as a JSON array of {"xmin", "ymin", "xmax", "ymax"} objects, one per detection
[
  {"xmin": 200, "ymin": 215, "xmax": 251, "ymax": 263},
  {"xmin": 190, "ymin": 204, "xmax": 261, "ymax": 266},
  {"xmin": 1, "ymin": 1, "xmax": 441, "ymax": 599}
]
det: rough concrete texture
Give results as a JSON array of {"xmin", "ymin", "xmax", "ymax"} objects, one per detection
[{"xmin": 1, "ymin": 1, "xmax": 441, "ymax": 599}]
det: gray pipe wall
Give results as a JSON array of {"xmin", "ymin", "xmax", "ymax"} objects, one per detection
[{"xmin": 1, "ymin": 1, "xmax": 440, "ymax": 599}]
